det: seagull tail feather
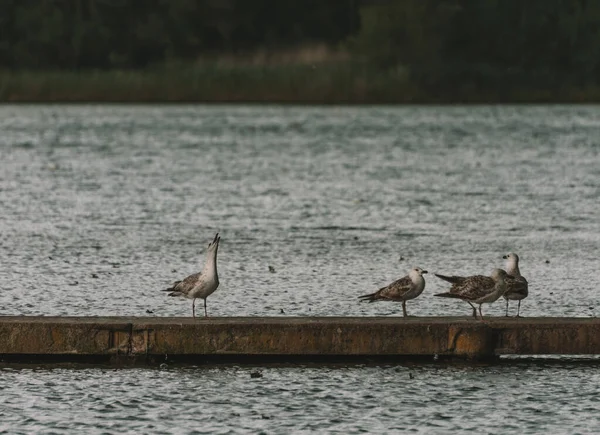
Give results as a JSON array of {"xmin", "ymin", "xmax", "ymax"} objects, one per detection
[
  {"xmin": 434, "ymin": 273, "xmax": 464, "ymax": 284},
  {"xmin": 433, "ymin": 292, "xmax": 463, "ymax": 299},
  {"xmin": 162, "ymin": 280, "xmax": 182, "ymax": 292},
  {"xmin": 358, "ymin": 292, "xmax": 378, "ymax": 302}
]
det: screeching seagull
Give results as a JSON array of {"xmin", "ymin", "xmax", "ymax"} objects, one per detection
[
  {"xmin": 358, "ymin": 267, "xmax": 428, "ymax": 317},
  {"xmin": 163, "ymin": 233, "xmax": 220, "ymax": 318}
]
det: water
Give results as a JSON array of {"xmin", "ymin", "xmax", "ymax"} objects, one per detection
[
  {"xmin": 1, "ymin": 104, "xmax": 600, "ymax": 433},
  {"xmin": 2, "ymin": 362, "xmax": 600, "ymax": 434}
]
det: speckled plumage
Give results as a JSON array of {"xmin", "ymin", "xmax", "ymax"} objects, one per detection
[
  {"xmin": 358, "ymin": 268, "xmax": 427, "ymax": 317},
  {"xmin": 504, "ymin": 275, "xmax": 528, "ymax": 300},
  {"xmin": 167, "ymin": 272, "xmax": 215, "ymax": 299},
  {"xmin": 434, "ymin": 268, "xmax": 508, "ymax": 320}
]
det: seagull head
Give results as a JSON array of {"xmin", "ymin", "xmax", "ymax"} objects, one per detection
[
  {"xmin": 207, "ymin": 232, "xmax": 220, "ymax": 253},
  {"xmin": 490, "ymin": 268, "xmax": 508, "ymax": 282},
  {"xmin": 502, "ymin": 252, "xmax": 520, "ymax": 273},
  {"xmin": 410, "ymin": 267, "xmax": 428, "ymax": 279}
]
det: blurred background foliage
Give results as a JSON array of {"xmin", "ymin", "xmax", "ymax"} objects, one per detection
[{"xmin": 1, "ymin": 0, "xmax": 599, "ymax": 101}]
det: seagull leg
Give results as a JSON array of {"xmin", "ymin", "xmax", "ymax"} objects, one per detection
[
  {"xmin": 505, "ymin": 299, "xmax": 509, "ymax": 317},
  {"xmin": 468, "ymin": 302, "xmax": 477, "ymax": 319},
  {"xmin": 516, "ymin": 300, "xmax": 521, "ymax": 317},
  {"xmin": 204, "ymin": 298, "xmax": 208, "ymax": 318},
  {"xmin": 478, "ymin": 304, "xmax": 484, "ymax": 321},
  {"xmin": 402, "ymin": 301, "xmax": 407, "ymax": 317},
  {"xmin": 192, "ymin": 299, "xmax": 196, "ymax": 318}
]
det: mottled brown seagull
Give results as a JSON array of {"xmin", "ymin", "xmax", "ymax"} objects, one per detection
[
  {"xmin": 434, "ymin": 268, "xmax": 508, "ymax": 320},
  {"xmin": 358, "ymin": 267, "xmax": 428, "ymax": 317}
]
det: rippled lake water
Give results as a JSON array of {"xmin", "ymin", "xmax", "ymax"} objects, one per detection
[
  {"xmin": 2, "ymin": 361, "xmax": 600, "ymax": 434},
  {"xmin": 1, "ymin": 104, "xmax": 600, "ymax": 433}
]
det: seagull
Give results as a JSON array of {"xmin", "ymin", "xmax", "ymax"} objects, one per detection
[
  {"xmin": 502, "ymin": 253, "xmax": 529, "ymax": 317},
  {"xmin": 163, "ymin": 233, "xmax": 220, "ymax": 318},
  {"xmin": 358, "ymin": 267, "xmax": 428, "ymax": 317},
  {"xmin": 434, "ymin": 268, "xmax": 508, "ymax": 320}
]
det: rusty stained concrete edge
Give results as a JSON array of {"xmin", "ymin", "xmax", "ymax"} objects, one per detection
[{"xmin": 1, "ymin": 317, "xmax": 600, "ymax": 361}]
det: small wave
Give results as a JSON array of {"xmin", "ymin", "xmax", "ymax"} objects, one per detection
[
  {"xmin": 12, "ymin": 141, "xmax": 35, "ymax": 149},
  {"xmin": 306, "ymin": 226, "xmax": 388, "ymax": 232}
]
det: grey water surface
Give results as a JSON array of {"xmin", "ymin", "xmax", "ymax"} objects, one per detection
[
  {"xmin": 1, "ymin": 104, "xmax": 600, "ymax": 433},
  {"xmin": 2, "ymin": 361, "xmax": 600, "ymax": 434}
]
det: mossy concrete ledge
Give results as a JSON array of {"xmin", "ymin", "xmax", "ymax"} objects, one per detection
[{"xmin": 1, "ymin": 317, "xmax": 600, "ymax": 364}]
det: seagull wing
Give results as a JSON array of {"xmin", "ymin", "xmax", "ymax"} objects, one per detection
[
  {"xmin": 359, "ymin": 275, "xmax": 413, "ymax": 302},
  {"xmin": 164, "ymin": 272, "xmax": 202, "ymax": 297},
  {"xmin": 456, "ymin": 275, "xmax": 496, "ymax": 300},
  {"xmin": 505, "ymin": 274, "xmax": 528, "ymax": 295}
]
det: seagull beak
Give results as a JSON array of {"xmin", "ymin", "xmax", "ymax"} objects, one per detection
[
  {"xmin": 502, "ymin": 255, "xmax": 507, "ymax": 259},
  {"xmin": 422, "ymin": 270, "xmax": 428, "ymax": 274},
  {"xmin": 213, "ymin": 233, "xmax": 220, "ymax": 244}
]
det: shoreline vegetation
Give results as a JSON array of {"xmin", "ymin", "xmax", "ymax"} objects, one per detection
[
  {"xmin": 4, "ymin": 58, "xmax": 600, "ymax": 105},
  {"xmin": 3, "ymin": 1, "xmax": 600, "ymax": 104}
]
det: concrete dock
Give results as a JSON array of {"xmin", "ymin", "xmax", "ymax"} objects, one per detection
[{"xmin": 1, "ymin": 316, "xmax": 600, "ymax": 364}]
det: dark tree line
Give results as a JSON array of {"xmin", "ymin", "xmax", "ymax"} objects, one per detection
[
  {"xmin": 0, "ymin": 0, "xmax": 360, "ymax": 69},
  {"xmin": 441, "ymin": 0, "xmax": 600, "ymax": 87},
  {"xmin": 352, "ymin": 0, "xmax": 600, "ymax": 88},
  {"xmin": 2, "ymin": 0, "xmax": 600, "ymax": 89}
]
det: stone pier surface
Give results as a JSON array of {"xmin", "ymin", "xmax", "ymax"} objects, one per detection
[{"xmin": 1, "ymin": 316, "xmax": 600, "ymax": 363}]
